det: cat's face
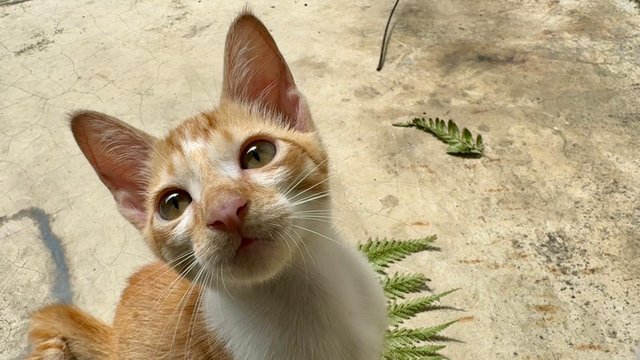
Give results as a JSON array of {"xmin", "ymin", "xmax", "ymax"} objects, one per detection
[
  {"xmin": 145, "ymin": 103, "xmax": 328, "ymax": 286},
  {"xmin": 71, "ymin": 13, "xmax": 329, "ymax": 287}
]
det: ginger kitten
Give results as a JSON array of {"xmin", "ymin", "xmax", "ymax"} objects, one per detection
[{"xmin": 27, "ymin": 11, "xmax": 387, "ymax": 360}]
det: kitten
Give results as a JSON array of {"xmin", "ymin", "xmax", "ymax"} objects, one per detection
[{"xmin": 26, "ymin": 11, "xmax": 387, "ymax": 360}]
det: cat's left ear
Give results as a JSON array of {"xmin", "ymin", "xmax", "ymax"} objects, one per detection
[
  {"xmin": 221, "ymin": 12, "xmax": 314, "ymax": 132},
  {"xmin": 70, "ymin": 111, "xmax": 156, "ymax": 230}
]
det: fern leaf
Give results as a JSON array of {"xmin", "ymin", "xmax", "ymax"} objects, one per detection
[
  {"xmin": 476, "ymin": 134, "xmax": 484, "ymax": 151},
  {"xmin": 388, "ymin": 290, "xmax": 458, "ymax": 326},
  {"xmin": 383, "ymin": 344, "xmax": 447, "ymax": 360},
  {"xmin": 385, "ymin": 321, "xmax": 459, "ymax": 348},
  {"xmin": 358, "ymin": 236, "xmax": 437, "ymax": 274},
  {"xmin": 447, "ymin": 120, "xmax": 459, "ymax": 138},
  {"xmin": 393, "ymin": 117, "xmax": 484, "ymax": 157},
  {"xmin": 383, "ymin": 273, "xmax": 429, "ymax": 300},
  {"xmin": 360, "ymin": 237, "xmax": 460, "ymax": 359}
]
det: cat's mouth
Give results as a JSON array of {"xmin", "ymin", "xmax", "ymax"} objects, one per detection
[
  {"xmin": 234, "ymin": 236, "xmax": 271, "ymax": 255},
  {"xmin": 238, "ymin": 237, "xmax": 258, "ymax": 251},
  {"xmin": 198, "ymin": 229, "xmax": 290, "ymax": 285}
]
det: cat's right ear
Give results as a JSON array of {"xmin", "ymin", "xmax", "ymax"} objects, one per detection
[
  {"xmin": 221, "ymin": 12, "xmax": 314, "ymax": 132},
  {"xmin": 70, "ymin": 111, "xmax": 156, "ymax": 230}
]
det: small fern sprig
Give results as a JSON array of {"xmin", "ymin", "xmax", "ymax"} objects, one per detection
[
  {"xmin": 385, "ymin": 321, "xmax": 458, "ymax": 348},
  {"xmin": 358, "ymin": 236, "xmax": 437, "ymax": 274},
  {"xmin": 383, "ymin": 273, "xmax": 429, "ymax": 300},
  {"xmin": 384, "ymin": 344, "xmax": 447, "ymax": 360},
  {"xmin": 387, "ymin": 289, "xmax": 458, "ymax": 326},
  {"xmin": 393, "ymin": 117, "xmax": 484, "ymax": 157},
  {"xmin": 359, "ymin": 237, "xmax": 460, "ymax": 359}
]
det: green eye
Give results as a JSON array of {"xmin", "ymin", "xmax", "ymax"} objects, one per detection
[
  {"xmin": 240, "ymin": 140, "xmax": 276, "ymax": 169},
  {"xmin": 158, "ymin": 190, "xmax": 192, "ymax": 220}
]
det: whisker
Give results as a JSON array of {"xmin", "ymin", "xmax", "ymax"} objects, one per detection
[
  {"xmin": 289, "ymin": 189, "xmax": 330, "ymax": 205},
  {"xmin": 148, "ymin": 258, "xmax": 200, "ymax": 358},
  {"xmin": 221, "ymin": 257, "xmax": 235, "ymax": 300},
  {"xmin": 291, "ymin": 224, "xmax": 349, "ymax": 249},
  {"xmin": 279, "ymin": 229, "xmax": 307, "ymax": 284},
  {"xmin": 186, "ymin": 265, "xmax": 210, "ymax": 359},
  {"xmin": 167, "ymin": 265, "xmax": 206, "ymax": 358},
  {"xmin": 288, "ymin": 227, "xmax": 318, "ymax": 268},
  {"xmin": 125, "ymin": 250, "xmax": 195, "ymax": 293},
  {"xmin": 287, "ymin": 175, "xmax": 331, "ymax": 203},
  {"xmin": 185, "ymin": 250, "xmax": 212, "ymax": 359},
  {"xmin": 290, "ymin": 192, "xmax": 331, "ymax": 207},
  {"xmin": 282, "ymin": 228, "xmax": 313, "ymax": 286},
  {"xmin": 289, "ymin": 215, "xmax": 334, "ymax": 224},
  {"xmin": 139, "ymin": 255, "xmax": 198, "ymax": 330},
  {"xmin": 282, "ymin": 157, "xmax": 329, "ymax": 198},
  {"xmin": 293, "ymin": 205, "xmax": 425, "ymax": 236},
  {"xmin": 202, "ymin": 269, "xmax": 217, "ymax": 354}
]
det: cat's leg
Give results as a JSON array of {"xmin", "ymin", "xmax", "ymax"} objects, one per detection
[
  {"xmin": 112, "ymin": 262, "xmax": 232, "ymax": 359},
  {"xmin": 27, "ymin": 304, "xmax": 112, "ymax": 360},
  {"xmin": 26, "ymin": 336, "xmax": 70, "ymax": 360}
]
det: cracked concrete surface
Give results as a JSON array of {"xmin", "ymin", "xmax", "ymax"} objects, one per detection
[{"xmin": 1, "ymin": 0, "xmax": 639, "ymax": 359}]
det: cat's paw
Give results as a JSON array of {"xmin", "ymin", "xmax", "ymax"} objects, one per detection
[{"xmin": 26, "ymin": 336, "xmax": 71, "ymax": 360}]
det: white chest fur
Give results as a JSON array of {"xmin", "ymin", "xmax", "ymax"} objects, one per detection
[{"xmin": 204, "ymin": 228, "xmax": 387, "ymax": 360}]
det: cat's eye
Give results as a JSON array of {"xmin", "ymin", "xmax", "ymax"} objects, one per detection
[
  {"xmin": 158, "ymin": 190, "xmax": 192, "ymax": 220},
  {"xmin": 240, "ymin": 140, "xmax": 276, "ymax": 169}
]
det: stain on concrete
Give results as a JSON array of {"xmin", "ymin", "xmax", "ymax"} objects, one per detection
[
  {"xmin": 574, "ymin": 343, "xmax": 606, "ymax": 352},
  {"xmin": 534, "ymin": 231, "xmax": 574, "ymax": 274},
  {"xmin": 380, "ymin": 194, "xmax": 399, "ymax": 209},
  {"xmin": 440, "ymin": 42, "xmax": 527, "ymax": 74},
  {"xmin": 562, "ymin": 3, "xmax": 628, "ymax": 41},
  {"xmin": 183, "ymin": 23, "xmax": 212, "ymax": 39},
  {"xmin": 354, "ymin": 86, "xmax": 381, "ymax": 100},
  {"xmin": 0, "ymin": 208, "xmax": 72, "ymax": 304},
  {"xmin": 532, "ymin": 304, "xmax": 560, "ymax": 314},
  {"xmin": 292, "ymin": 57, "xmax": 329, "ymax": 78},
  {"xmin": 14, "ymin": 32, "xmax": 53, "ymax": 56}
]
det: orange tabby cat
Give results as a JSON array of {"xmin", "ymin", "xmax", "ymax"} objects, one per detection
[{"xmin": 27, "ymin": 11, "xmax": 386, "ymax": 360}]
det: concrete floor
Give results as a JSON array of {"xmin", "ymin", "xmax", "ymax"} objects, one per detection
[{"xmin": 1, "ymin": 0, "xmax": 639, "ymax": 359}]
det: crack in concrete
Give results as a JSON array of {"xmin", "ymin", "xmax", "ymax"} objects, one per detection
[{"xmin": 0, "ymin": 207, "xmax": 73, "ymax": 304}]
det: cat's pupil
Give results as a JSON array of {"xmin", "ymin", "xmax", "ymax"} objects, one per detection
[
  {"xmin": 250, "ymin": 148, "xmax": 261, "ymax": 162},
  {"xmin": 169, "ymin": 195, "xmax": 180, "ymax": 209},
  {"xmin": 240, "ymin": 140, "xmax": 276, "ymax": 170},
  {"xmin": 158, "ymin": 190, "xmax": 192, "ymax": 220}
]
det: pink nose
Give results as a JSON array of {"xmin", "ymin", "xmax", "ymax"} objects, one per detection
[{"xmin": 207, "ymin": 198, "xmax": 248, "ymax": 234}]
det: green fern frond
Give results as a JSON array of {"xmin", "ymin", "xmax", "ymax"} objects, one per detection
[
  {"xmin": 385, "ymin": 321, "xmax": 459, "ymax": 348},
  {"xmin": 393, "ymin": 117, "xmax": 484, "ymax": 157},
  {"xmin": 383, "ymin": 273, "xmax": 429, "ymax": 300},
  {"xmin": 358, "ymin": 236, "xmax": 437, "ymax": 274},
  {"xmin": 359, "ymin": 237, "xmax": 460, "ymax": 359},
  {"xmin": 388, "ymin": 289, "xmax": 458, "ymax": 326},
  {"xmin": 383, "ymin": 344, "xmax": 447, "ymax": 360}
]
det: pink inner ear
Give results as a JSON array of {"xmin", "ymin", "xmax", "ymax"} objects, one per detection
[
  {"xmin": 99, "ymin": 169, "xmax": 146, "ymax": 210},
  {"xmin": 114, "ymin": 190, "xmax": 147, "ymax": 227},
  {"xmin": 222, "ymin": 13, "xmax": 313, "ymax": 132},
  {"xmin": 71, "ymin": 111, "xmax": 155, "ymax": 230},
  {"xmin": 285, "ymin": 89, "xmax": 312, "ymax": 132},
  {"xmin": 91, "ymin": 150, "xmax": 150, "ymax": 229}
]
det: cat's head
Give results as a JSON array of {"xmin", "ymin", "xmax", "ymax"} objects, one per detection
[{"xmin": 70, "ymin": 13, "xmax": 329, "ymax": 287}]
